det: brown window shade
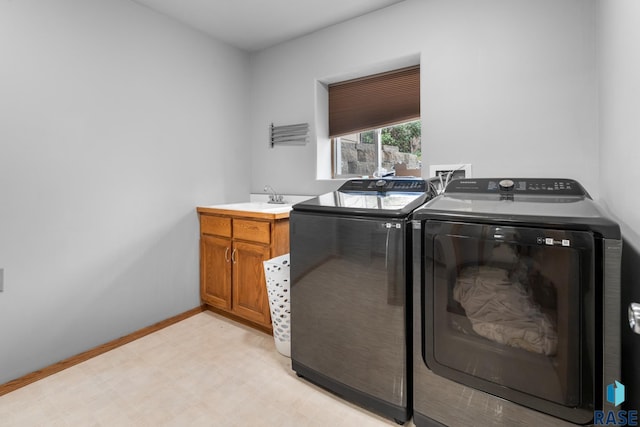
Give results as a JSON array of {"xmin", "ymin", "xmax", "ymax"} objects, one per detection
[{"xmin": 328, "ymin": 65, "xmax": 420, "ymax": 138}]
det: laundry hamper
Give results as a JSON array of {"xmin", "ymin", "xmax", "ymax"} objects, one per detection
[{"xmin": 263, "ymin": 253, "xmax": 291, "ymax": 357}]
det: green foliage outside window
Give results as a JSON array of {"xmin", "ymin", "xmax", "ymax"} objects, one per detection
[
  {"xmin": 382, "ymin": 121, "xmax": 421, "ymax": 154},
  {"xmin": 360, "ymin": 130, "xmax": 376, "ymax": 144},
  {"xmin": 358, "ymin": 121, "xmax": 421, "ymax": 155}
]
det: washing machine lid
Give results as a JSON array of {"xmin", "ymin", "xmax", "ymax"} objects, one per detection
[
  {"xmin": 413, "ymin": 178, "xmax": 620, "ymax": 238},
  {"xmin": 292, "ymin": 177, "xmax": 433, "ymax": 218}
]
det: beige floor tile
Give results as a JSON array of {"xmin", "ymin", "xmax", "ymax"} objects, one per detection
[{"xmin": 0, "ymin": 311, "xmax": 413, "ymax": 427}]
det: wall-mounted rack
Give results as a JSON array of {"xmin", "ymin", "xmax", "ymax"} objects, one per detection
[{"xmin": 270, "ymin": 123, "xmax": 309, "ymax": 148}]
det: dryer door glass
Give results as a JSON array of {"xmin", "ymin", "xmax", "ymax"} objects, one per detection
[{"xmin": 423, "ymin": 221, "xmax": 595, "ymax": 412}]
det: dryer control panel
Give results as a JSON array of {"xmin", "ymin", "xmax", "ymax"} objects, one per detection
[{"xmin": 445, "ymin": 178, "xmax": 588, "ymax": 196}]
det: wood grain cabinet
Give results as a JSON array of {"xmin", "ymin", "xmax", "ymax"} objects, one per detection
[{"xmin": 197, "ymin": 207, "xmax": 290, "ymax": 332}]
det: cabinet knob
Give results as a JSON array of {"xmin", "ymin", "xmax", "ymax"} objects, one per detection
[
  {"xmin": 231, "ymin": 248, "xmax": 237, "ymax": 264},
  {"xmin": 224, "ymin": 247, "xmax": 230, "ymax": 263}
]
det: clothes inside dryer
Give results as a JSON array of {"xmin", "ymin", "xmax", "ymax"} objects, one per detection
[
  {"xmin": 428, "ymin": 227, "xmax": 590, "ymax": 407},
  {"xmin": 453, "ymin": 264, "xmax": 558, "ymax": 356},
  {"xmin": 451, "ymin": 242, "xmax": 558, "ymax": 356}
]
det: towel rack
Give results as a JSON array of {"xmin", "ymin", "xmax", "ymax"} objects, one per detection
[{"xmin": 270, "ymin": 123, "xmax": 309, "ymax": 148}]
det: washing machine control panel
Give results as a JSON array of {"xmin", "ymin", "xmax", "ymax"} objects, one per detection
[
  {"xmin": 340, "ymin": 178, "xmax": 427, "ymax": 193},
  {"xmin": 445, "ymin": 178, "xmax": 587, "ymax": 196}
]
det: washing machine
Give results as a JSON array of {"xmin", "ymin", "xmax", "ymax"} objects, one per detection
[
  {"xmin": 411, "ymin": 178, "xmax": 621, "ymax": 426},
  {"xmin": 290, "ymin": 177, "xmax": 435, "ymax": 424}
]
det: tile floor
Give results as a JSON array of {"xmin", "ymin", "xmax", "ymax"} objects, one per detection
[{"xmin": 0, "ymin": 311, "xmax": 414, "ymax": 426}]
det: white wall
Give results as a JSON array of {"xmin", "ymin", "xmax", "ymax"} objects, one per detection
[
  {"xmin": 597, "ymin": 0, "xmax": 640, "ymax": 405},
  {"xmin": 249, "ymin": 0, "xmax": 599, "ymax": 197},
  {"xmin": 0, "ymin": 0, "xmax": 249, "ymax": 384},
  {"xmin": 598, "ymin": 0, "xmax": 640, "ymax": 246}
]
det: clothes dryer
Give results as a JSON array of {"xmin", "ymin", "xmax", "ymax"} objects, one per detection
[{"xmin": 411, "ymin": 178, "xmax": 621, "ymax": 426}]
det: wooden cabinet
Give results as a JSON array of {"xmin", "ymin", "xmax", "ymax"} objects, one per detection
[
  {"xmin": 232, "ymin": 241, "xmax": 272, "ymax": 325},
  {"xmin": 200, "ymin": 234, "xmax": 232, "ymax": 310},
  {"xmin": 197, "ymin": 207, "xmax": 290, "ymax": 332}
]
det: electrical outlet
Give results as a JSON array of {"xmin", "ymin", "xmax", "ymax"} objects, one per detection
[{"xmin": 0, "ymin": 268, "xmax": 3, "ymax": 292}]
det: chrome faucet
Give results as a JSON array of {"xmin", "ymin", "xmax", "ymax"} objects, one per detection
[{"xmin": 264, "ymin": 185, "xmax": 285, "ymax": 204}]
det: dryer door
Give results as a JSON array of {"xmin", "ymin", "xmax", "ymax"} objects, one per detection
[{"xmin": 422, "ymin": 220, "xmax": 595, "ymax": 424}]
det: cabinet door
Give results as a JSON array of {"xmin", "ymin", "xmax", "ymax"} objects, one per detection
[
  {"xmin": 201, "ymin": 234, "xmax": 232, "ymax": 310},
  {"xmin": 232, "ymin": 241, "xmax": 272, "ymax": 327}
]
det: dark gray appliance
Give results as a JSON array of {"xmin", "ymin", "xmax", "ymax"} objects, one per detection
[
  {"xmin": 290, "ymin": 177, "xmax": 434, "ymax": 424},
  {"xmin": 412, "ymin": 178, "xmax": 622, "ymax": 426}
]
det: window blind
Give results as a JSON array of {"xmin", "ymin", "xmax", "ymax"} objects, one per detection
[{"xmin": 328, "ymin": 65, "xmax": 420, "ymax": 138}]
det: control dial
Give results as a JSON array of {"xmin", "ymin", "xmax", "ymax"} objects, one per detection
[
  {"xmin": 499, "ymin": 179, "xmax": 515, "ymax": 191},
  {"xmin": 375, "ymin": 179, "xmax": 386, "ymax": 188}
]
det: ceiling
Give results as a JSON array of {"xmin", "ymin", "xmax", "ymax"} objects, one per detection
[{"xmin": 132, "ymin": 0, "xmax": 406, "ymax": 52}]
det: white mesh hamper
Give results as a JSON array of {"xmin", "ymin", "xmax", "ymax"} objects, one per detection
[{"xmin": 263, "ymin": 253, "xmax": 291, "ymax": 357}]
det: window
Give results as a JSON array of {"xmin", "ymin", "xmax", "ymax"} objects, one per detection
[
  {"xmin": 329, "ymin": 66, "xmax": 420, "ymax": 178},
  {"xmin": 333, "ymin": 120, "xmax": 421, "ymax": 178}
]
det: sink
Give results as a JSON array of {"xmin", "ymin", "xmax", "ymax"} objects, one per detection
[
  {"xmin": 207, "ymin": 201, "xmax": 293, "ymax": 214},
  {"xmin": 249, "ymin": 193, "xmax": 315, "ymax": 204}
]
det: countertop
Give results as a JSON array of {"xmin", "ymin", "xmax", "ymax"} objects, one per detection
[
  {"xmin": 197, "ymin": 194, "xmax": 314, "ymax": 220},
  {"xmin": 197, "ymin": 201, "xmax": 292, "ymax": 220}
]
